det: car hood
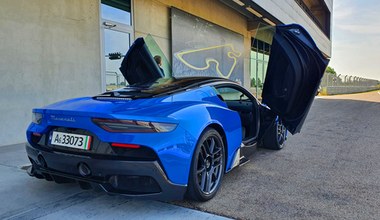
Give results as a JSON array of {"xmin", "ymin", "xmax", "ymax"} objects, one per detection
[
  {"xmin": 119, "ymin": 38, "xmax": 164, "ymax": 86},
  {"xmin": 262, "ymin": 24, "xmax": 329, "ymax": 134}
]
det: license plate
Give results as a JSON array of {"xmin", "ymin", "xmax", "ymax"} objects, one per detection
[{"xmin": 51, "ymin": 131, "xmax": 91, "ymax": 150}]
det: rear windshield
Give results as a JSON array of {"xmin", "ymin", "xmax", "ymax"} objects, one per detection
[{"xmin": 95, "ymin": 77, "xmax": 219, "ymax": 99}]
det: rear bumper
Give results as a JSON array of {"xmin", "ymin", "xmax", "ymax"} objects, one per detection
[{"xmin": 26, "ymin": 143, "xmax": 187, "ymax": 201}]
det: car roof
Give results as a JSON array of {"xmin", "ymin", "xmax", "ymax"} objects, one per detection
[
  {"xmin": 96, "ymin": 76, "xmax": 238, "ymax": 100},
  {"xmin": 171, "ymin": 76, "xmax": 235, "ymax": 86}
]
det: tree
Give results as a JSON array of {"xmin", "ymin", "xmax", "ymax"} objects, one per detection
[
  {"xmin": 251, "ymin": 77, "xmax": 256, "ymax": 87},
  {"xmin": 257, "ymin": 78, "xmax": 262, "ymax": 88},
  {"xmin": 326, "ymin": 66, "xmax": 336, "ymax": 75}
]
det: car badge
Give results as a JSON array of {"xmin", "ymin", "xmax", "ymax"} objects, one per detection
[{"xmin": 50, "ymin": 115, "xmax": 76, "ymax": 123}]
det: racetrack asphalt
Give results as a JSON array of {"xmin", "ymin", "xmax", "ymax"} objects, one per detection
[{"xmin": 174, "ymin": 90, "xmax": 380, "ymax": 219}]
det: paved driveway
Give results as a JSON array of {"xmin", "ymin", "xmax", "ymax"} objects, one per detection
[
  {"xmin": 0, "ymin": 144, "xmax": 228, "ymax": 220},
  {"xmin": 175, "ymin": 90, "xmax": 380, "ymax": 219},
  {"xmin": 2, "ymin": 91, "xmax": 379, "ymax": 219}
]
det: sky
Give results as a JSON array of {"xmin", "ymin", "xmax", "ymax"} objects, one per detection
[{"xmin": 329, "ymin": 0, "xmax": 380, "ymax": 80}]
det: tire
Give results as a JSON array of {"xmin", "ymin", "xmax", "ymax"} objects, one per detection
[
  {"xmin": 186, "ymin": 128, "xmax": 225, "ymax": 201},
  {"xmin": 261, "ymin": 117, "xmax": 287, "ymax": 150}
]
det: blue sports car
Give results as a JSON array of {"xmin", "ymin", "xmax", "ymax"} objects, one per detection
[{"xmin": 26, "ymin": 24, "xmax": 328, "ymax": 201}]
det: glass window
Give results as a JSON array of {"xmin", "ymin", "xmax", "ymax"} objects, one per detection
[
  {"xmin": 216, "ymin": 87, "xmax": 249, "ymax": 101},
  {"xmin": 104, "ymin": 29, "xmax": 130, "ymax": 91},
  {"xmin": 250, "ymin": 38, "xmax": 271, "ymax": 97},
  {"xmin": 101, "ymin": 0, "xmax": 131, "ymax": 25},
  {"xmin": 101, "ymin": 0, "xmax": 133, "ymax": 91}
]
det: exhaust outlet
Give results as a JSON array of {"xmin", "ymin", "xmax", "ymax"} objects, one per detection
[
  {"xmin": 78, "ymin": 162, "xmax": 91, "ymax": 177},
  {"xmin": 37, "ymin": 154, "xmax": 47, "ymax": 168}
]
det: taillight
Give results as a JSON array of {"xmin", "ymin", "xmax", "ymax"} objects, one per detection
[
  {"xmin": 32, "ymin": 112, "xmax": 43, "ymax": 124},
  {"xmin": 31, "ymin": 132, "xmax": 42, "ymax": 143},
  {"xmin": 92, "ymin": 118, "xmax": 177, "ymax": 133},
  {"xmin": 111, "ymin": 143, "xmax": 140, "ymax": 149}
]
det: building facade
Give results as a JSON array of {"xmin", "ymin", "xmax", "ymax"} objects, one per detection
[{"xmin": 0, "ymin": 0, "xmax": 332, "ymax": 146}]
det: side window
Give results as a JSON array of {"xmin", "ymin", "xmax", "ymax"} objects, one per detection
[{"xmin": 215, "ymin": 87, "xmax": 249, "ymax": 101}]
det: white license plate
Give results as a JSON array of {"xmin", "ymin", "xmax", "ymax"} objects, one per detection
[{"xmin": 51, "ymin": 131, "xmax": 91, "ymax": 150}]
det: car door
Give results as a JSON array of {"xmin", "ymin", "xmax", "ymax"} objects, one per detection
[
  {"xmin": 119, "ymin": 38, "xmax": 164, "ymax": 85},
  {"xmin": 214, "ymin": 84, "xmax": 260, "ymax": 144},
  {"xmin": 261, "ymin": 24, "xmax": 329, "ymax": 134}
]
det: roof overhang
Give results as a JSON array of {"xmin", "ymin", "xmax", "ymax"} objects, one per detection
[{"xmin": 219, "ymin": 0, "xmax": 282, "ymax": 30}]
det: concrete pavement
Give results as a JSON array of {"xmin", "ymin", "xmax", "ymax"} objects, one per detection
[
  {"xmin": 2, "ymin": 90, "xmax": 380, "ymax": 219},
  {"xmin": 0, "ymin": 144, "xmax": 230, "ymax": 220},
  {"xmin": 175, "ymin": 90, "xmax": 380, "ymax": 219}
]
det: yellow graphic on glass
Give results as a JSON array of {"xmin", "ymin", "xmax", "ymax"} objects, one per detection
[{"xmin": 175, "ymin": 44, "xmax": 242, "ymax": 79}]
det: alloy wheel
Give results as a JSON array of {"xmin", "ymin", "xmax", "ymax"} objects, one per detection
[
  {"xmin": 276, "ymin": 119, "xmax": 287, "ymax": 145},
  {"xmin": 196, "ymin": 136, "xmax": 223, "ymax": 195}
]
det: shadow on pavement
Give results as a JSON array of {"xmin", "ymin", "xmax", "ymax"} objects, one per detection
[{"xmin": 174, "ymin": 99, "xmax": 380, "ymax": 220}]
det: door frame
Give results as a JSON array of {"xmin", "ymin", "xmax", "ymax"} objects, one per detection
[{"xmin": 213, "ymin": 83, "xmax": 260, "ymax": 145}]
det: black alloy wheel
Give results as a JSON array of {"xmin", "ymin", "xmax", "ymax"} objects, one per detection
[
  {"xmin": 186, "ymin": 128, "xmax": 225, "ymax": 201},
  {"xmin": 276, "ymin": 119, "xmax": 287, "ymax": 147},
  {"xmin": 261, "ymin": 117, "xmax": 287, "ymax": 150}
]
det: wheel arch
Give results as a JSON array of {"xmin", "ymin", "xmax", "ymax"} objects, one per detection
[
  {"xmin": 206, "ymin": 123, "xmax": 228, "ymax": 172},
  {"xmin": 170, "ymin": 102, "xmax": 242, "ymax": 178}
]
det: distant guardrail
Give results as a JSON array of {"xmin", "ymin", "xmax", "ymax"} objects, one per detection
[{"xmin": 320, "ymin": 73, "xmax": 380, "ymax": 95}]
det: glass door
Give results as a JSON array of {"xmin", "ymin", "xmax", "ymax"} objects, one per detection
[
  {"xmin": 103, "ymin": 29, "xmax": 130, "ymax": 91},
  {"xmin": 101, "ymin": 0, "xmax": 133, "ymax": 91}
]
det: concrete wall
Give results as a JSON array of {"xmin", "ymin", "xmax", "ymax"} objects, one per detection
[
  {"xmin": 252, "ymin": 0, "xmax": 332, "ymax": 57},
  {"xmin": 322, "ymin": 86, "xmax": 379, "ymax": 95},
  {"xmin": 320, "ymin": 73, "xmax": 380, "ymax": 95},
  {"xmin": 133, "ymin": 0, "xmax": 252, "ymax": 88},
  {"xmin": 0, "ymin": 0, "xmax": 102, "ymax": 146}
]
